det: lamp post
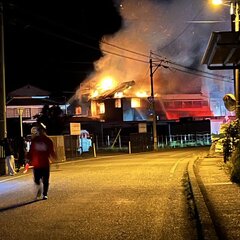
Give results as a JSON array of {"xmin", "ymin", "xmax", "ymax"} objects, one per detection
[{"xmin": 18, "ymin": 108, "xmax": 24, "ymax": 137}]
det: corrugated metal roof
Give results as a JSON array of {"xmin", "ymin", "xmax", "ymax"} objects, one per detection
[{"xmin": 201, "ymin": 31, "xmax": 240, "ymax": 70}]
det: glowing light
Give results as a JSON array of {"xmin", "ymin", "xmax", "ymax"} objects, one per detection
[
  {"xmin": 136, "ymin": 91, "xmax": 147, "ymax": 98},
  {"xmin": 212, "ymin": 0, "xmax": 223, "ymax": 5},
  {"xmin": 92, "ymin": 90, "xmax": 99, "ymax": 98},
  {"xmin": 131, "ymin": 98, "xmax": 141, "ymax": 108},
  {"xmin": 99, "ymin": 102, "xmax": 105, "ymax": 114},
  {"xmin": 114, "ymin": 92, "xmax": 124, "ymax": 98},
  {"xmin": 115, "ymin": 98, "xmax": 122, "ymax": 108},
  {"xmin": 100, "ymin": 76, "xmax": 115, "ymax": 91}
]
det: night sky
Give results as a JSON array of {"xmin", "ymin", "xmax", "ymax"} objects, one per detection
[
  {"xmin": 4, "ymin": 0, "xmax": 232, "ymax": 98},
  {"xmin": 4, "ymin": 0, "xmax": 122, "ymax": 95}
]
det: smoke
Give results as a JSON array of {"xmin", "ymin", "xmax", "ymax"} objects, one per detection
[{"xmin": 77, "ymin": 0, "xmax": 232, "ymax": 100}]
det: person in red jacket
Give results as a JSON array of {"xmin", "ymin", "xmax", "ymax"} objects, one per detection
[{"xmin": 29, "ymin": 123, "xmax": 57, "ymax": 200}]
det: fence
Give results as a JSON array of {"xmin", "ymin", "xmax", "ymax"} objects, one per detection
[{"xmin": 158, "ymin": 133, "xmax": 211, "ymax": 148}]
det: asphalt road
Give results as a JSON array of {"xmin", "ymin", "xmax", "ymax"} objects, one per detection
[{"xmin": 0, "ymin": 148, "xmax": 208, "ymax": 240}]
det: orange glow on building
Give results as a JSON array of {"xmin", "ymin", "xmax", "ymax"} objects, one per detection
[{"xmin": 131, "ymin": 98, "xmax": 141, "ymax": 108}]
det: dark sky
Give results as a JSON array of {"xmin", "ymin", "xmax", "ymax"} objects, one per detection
[{"xmin": 4, "ymin": 0, "xmax": 122, "ymax": 95}]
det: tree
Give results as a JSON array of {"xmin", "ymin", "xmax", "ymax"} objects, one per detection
[{"xmin": 35, "ymin": 104, "xmax": 66, "ymax": 135}]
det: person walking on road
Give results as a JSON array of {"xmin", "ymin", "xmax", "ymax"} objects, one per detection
[
  {"xmin": 0, "ymin": 138, "xmax": 16, "ymax": 176},
  {"xmin": 28, "ymin": 123, "xmax": 57, "ymax": 200}
]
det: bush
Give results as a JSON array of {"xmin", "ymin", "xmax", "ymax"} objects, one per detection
[
  {"xmin": 230, "ymin": 143, "xmax": 240, "ymax": 183},
  {"xmin": 221, "ymin": 119, "xmax": 240, "ymax": 183}
]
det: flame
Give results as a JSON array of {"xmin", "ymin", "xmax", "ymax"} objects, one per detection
[
  {"xmin": 75, "ymin": 0, "xmax": 232, "ymax": 119},
  {"xmin": 211, "ymin": 0, "xmax": 223, "ymax": 5},
  {"xmin": 89, "ymin": 76, "xmax": 117, "ymax": 99},
  {"xmin": 136, "ymin": 91, "xmax": 148, "ymax": 98},
  {"xmin": 131, "ymin": 98, "xmax": 141, "ymax": 108},
  {"xmin": 114, "ymin": 92, "xmax": 124, "ymax": 98},
  {"xmin": 100, "ymin": 76, "xmax": 116, "ymax": 91}
]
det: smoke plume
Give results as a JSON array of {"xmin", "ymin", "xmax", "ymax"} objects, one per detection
[{"xmin": 77, "ymin": 0, "xmax": 232, "ymax": 100}]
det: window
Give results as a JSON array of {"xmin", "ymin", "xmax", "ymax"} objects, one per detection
[
  {"xmin": 192, "ymin": 101, "xmax": 201, "ymax": 108},
  {"xmin": 164, "ymin": 101, "xmax": 175, "ymax": 109},
  {"xmin": 24, "ymin": 108, "xmax": 31, "ymax": 117},
  {"xmin": 115, "ymin": 98, "xmax": 121, "ymax": 108},
  {"xmin": 174, "ymin": 101, "xmax": 182, "ymax": 108},
  {"xmin": 99, "ymin": 102, "xmax": 105, "ymax": 114},
  {"xmin": 131, "ymin": 98, "xmax": 140, "ymax": 108},
  {"xmin": 75, "ymin": 106, "xmax": 82, "ymax": 115},
  {"xmin": 183, "ymin": 101, "xmax": 192, "ymax": 108}
]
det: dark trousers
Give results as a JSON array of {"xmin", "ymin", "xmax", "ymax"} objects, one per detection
[{"xmin": 33, "ymin": 167, "xmax": 50, "ymax": 196}]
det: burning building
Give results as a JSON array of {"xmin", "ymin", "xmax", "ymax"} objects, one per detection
[{"xmin": 73, "ymin": 0, "xmax": 234, "ymax": 126}]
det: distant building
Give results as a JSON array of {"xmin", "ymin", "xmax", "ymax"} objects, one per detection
[{"xmin": 6, "ymin": 84, "xmax": 66, "ymax": 137}]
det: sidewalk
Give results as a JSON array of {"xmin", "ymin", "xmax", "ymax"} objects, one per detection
[{"xmin": 193, "ymin": 156, "xmax": 240, "ymax": 240}]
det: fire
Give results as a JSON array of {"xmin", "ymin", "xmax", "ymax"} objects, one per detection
[
  {"xmin": 75, "ymin": 0, "xmax": 232, "ymax": 119},
  {"xmin": 136, "ymin": 91, "xmax": 148, "ymax": 98},
  {"xmin": 211, "ymin": 0, "xmax": 223, "ymax": 5},
  {"xmin": 114, "ymin": 92, "xmax": 124, "ymax": 98},
  {"xmin": 89, "ymin": 76, "xmax": 117, "ymax": 99},
  {"xmin": 131, "ymin": 98, "xmax": 141, "ymax": 108},
  {"xmin": 100, "ymin": 76, "xmax": 115, "ymax": 91}
]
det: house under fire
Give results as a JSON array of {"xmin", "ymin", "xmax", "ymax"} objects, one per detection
[{"xmin": 74, "ymin": 80, "xmax": 213, "ymax": 122}]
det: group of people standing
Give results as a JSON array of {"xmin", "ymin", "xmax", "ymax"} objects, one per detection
[{"xmin": 0, "ymin": 122, "xmax": 57, "ymax": 200}]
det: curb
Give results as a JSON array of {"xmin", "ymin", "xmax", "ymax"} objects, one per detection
[{"xmin": 188, "ymin": 157, "xmax": 218, "ymax": 240}]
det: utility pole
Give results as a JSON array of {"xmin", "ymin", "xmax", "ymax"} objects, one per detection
[
  {"xmin": 0, "ymin": 2, "xmax": 6, "ymax": 140},
  {"xmin": 232, "ymin": 1, "xmax": 240, "ymax": 118},
  {"xmin": 149, "ymin": 55, "xmax": 158, "ymax": 151}
]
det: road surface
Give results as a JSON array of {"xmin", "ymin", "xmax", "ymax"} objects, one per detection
[{"xmin": 0, "ymin": 148, "xmax": 208, "ymax": 240}]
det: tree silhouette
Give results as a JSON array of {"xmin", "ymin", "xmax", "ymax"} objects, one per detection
[{"xmin": 35, "ymin": 104, "xmax": 66, "ymax": 135}]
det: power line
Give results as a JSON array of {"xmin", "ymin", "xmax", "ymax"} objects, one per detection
[
  {"xmin": 21, "ymin": 23, "xmax": 233, "ymax": 84},
  {"xmin": 101, "ymin": 48, "xmax": 148, "ymax": 64},
  {"xmin": 150, "ymin": 51, "xmax": 232, "ymax": 81},
  {"xmin": 8, "ymin": 3, "xmax": 233, "ymax": 84},
  {"xmin": 101, "ymin": 39, "xmax": 149, "ymax": 58},
  {"xmin": 170, "ymin": 66, "xmax": 233, "ymax": 83}
]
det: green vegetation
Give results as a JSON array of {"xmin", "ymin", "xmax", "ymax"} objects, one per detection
[{"xmin": 222, "ymin": 119, "xmax": 240, "ymax": 183}]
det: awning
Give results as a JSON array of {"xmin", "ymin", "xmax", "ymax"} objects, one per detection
[{"xmin": 201, "ymin": 31, "xmax": 240, "ymax": 70}]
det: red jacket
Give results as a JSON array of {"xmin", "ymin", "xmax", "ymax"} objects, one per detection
[{"xmin": 29, "ymin": 135, "xmax": 56, "ymax": 168}]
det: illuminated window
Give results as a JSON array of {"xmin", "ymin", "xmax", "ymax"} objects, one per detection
[
  {"xmin": 115, "ymin": 99, "xmax": 121, "ymax": 108},
  {"xmin": 75, "ymin": 106, "xmax": 82, "ymax": 115},
  {"xmin": 99, "ymin": 102, "xmax": 105, "ymax": 114},
  {"xmin": 91, "ymin": 101, "xmax": 97, "ymax": 116},
  {"xmin": 6, "ymin": 108, "xmax": 15, "ymax": 118},
  {"xmin": 24, "ymin": 108, "xmax": 31, "ymax": 117},
  {"xmin": 131, "ymin": 98, "xmax": 140, "ymax": 108}
]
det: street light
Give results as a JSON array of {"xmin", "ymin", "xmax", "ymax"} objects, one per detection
[
  {"xmin": 18, "ymin": 108, "xmax": 24, "ymax": 137},
  {"xmin": 211, "ymin": 0, "xmax": 240, "ymax": 118}
]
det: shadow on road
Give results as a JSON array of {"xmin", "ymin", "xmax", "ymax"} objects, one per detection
[{"xmin": 0, "ymin": 199, "xmax": 39, "ymax": 212}]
